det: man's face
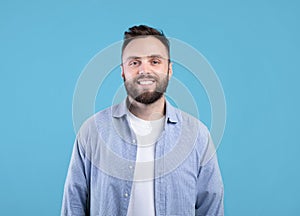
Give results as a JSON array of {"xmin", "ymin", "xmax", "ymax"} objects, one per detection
[{"xmin": 121, "ymin": 36, "xmax": 172, "ymax": 105}]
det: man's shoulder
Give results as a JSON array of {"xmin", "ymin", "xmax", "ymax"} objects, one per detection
[
  {"xmin": 87, "ymin": 102, "xmax": 122, "ymax": 121},
  {"xmin": 173, "ymin": 106, "xmax": 209, "ymax": 134},
  {"xmin": 77, "ymin": 104, "xmax": 119, "ymax": 135}
]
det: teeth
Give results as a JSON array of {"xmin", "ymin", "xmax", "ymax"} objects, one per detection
[{"xmin": 139, "ymin": 80, "xmax": 154, "ymax": 85}]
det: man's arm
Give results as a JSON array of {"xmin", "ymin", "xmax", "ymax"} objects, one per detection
[
  {"xmin": 195, "ymin": 141, "xmax": 224, "ymax": 216},
  {"xmin": 61, "ymin": 137, "xmax": 90, "ymax": 216}
]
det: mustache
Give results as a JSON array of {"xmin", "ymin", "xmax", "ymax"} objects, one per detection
[
  {"xmin": 123, "ymin": 74, "xmax": 158, "ymax": 82},
  {"xmin": 135, "ymin": 74, "xmax": 158, "ymax": 81}
]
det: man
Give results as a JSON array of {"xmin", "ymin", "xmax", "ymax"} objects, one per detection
[{"xmin": 61, "ymin": 25, "xmax": 224, "ymax": 216}]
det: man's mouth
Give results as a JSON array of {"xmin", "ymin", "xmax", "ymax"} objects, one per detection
[{"xmin": 137, "ymin": 79, "xmax": 155, "ymax": 85}]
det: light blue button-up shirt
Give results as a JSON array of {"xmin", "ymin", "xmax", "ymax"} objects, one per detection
[{"xmin": 61, "ymin": 99, "xmax": 224, "ymax": 216}]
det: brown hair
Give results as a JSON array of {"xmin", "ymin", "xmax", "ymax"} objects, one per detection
[{"xmin": 121, "ymin": 25, "xmax": 170, "ymax": 60}]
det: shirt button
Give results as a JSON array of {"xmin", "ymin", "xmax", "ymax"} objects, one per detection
[
  {"xmin": 129, "ymin": 165, "xmax": 133, "ymax": 169},
  {"xmin": 124, "ymin": 193, "xmax": 129, "ymax": 197},
  {"xmin": 132, "ymin": 139, "xmax": 136, "ymax": 144}
]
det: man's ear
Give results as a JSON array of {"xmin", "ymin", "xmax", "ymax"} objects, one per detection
[
  {"xmin": 120, "ymin": 65, "xmax": 125, "ymax": 79},
  {"xmin": 168, "ymin": 62, "xmax": 173, "ymax": 79}
]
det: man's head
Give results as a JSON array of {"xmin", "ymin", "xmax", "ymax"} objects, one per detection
[
  {"xmin": 121, "ymin": 25, "xmax": 170, "ymax": 60},
  {"xmin": 121, "ymin": 25, "xmax": 172, "ymax": 105}
]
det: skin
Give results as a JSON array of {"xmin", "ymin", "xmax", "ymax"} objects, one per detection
[{"xmin": 121, "ymin": 36, "xmax": 173, "ymax": 120}]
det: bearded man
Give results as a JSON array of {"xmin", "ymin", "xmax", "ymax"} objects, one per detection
[{"xmin": 61, "ymin": 25, "xmax": 224, "ymax": 216}]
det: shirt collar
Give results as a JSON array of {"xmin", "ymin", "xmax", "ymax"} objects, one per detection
[{"xmin": 112, "ymin": 97, "xmax": 179, "ymax": 124}]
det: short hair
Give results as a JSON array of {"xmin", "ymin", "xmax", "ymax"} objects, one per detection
[{"xmin": 121, "ymin": 25, "xmax": 170, "ymax": 60}]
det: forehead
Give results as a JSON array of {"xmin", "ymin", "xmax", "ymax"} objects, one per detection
[{"xmin": 122, "ymin": 36, "xmax": 168, "ymax": 60}]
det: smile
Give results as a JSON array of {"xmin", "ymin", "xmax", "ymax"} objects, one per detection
[{"xmin": 137, "ymin": 79, "xmax": 155, "ymax": 85}]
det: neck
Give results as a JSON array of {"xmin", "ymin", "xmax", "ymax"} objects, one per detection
[{"xmin": 127, "ymin": 96, "xmax": 166, "ymax": 121}]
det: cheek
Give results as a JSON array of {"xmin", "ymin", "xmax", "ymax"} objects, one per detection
[
  {"xmin": 156, "ymin": 66, "xmax": 169, "ymax": 75},
  {"xmin": 123, "ymin": 72, "xmax": 131, "ymax": 79},
  {"xmin": 122, "ymin": 67, "xmax": 136, "ymax": 77},
  {"xmin": 159, "ymin": 63, "xmax": 169, "ymax": 71},
  {"xmin": 122, "ymin": 72, "xmax": 136, "ymax": 82}
]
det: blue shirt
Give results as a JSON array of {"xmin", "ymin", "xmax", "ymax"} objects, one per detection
[{"xmin": 61, "ymin": 99, "xmax": 224, "ymax": 216}]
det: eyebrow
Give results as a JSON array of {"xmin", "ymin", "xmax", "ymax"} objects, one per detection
[{"xmin": 125, "ymin": 54, "xmax": 168, "ymax": 62}]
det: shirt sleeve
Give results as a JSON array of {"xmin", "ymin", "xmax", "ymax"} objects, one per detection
[
  {"xmin": 195, "ymin": 136, "xmax": 224, "ymax": 216},
  {"xmin": 61, "ymin": 135, "xmax": 90, "ymax": 216}
]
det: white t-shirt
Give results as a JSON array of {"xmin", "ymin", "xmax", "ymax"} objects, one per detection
[{"xmin": 126, "ymin": 111, "xmax": 165, "ymax": 216}]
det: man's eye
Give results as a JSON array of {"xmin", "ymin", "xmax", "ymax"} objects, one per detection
[
  {"xmin": 129, "ymin": 61, "xmax": 139, "ymax": 66},
  {"xmin": 152, "ymin": 59, "xmax": 161, "ymax": 65}
]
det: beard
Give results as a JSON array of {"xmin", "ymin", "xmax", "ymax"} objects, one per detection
[{"xmin": 124, "ymin": 73, "xmax": 169, "ymax": 105}]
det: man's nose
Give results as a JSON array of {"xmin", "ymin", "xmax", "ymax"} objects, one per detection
[{"xmin": 138, "ymin": 62, "xmax": 151, "ymax": 75}]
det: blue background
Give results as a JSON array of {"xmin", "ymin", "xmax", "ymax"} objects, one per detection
[{"xmin": 1, "ymin": 0, "xmax": 299, "ymax": 215}]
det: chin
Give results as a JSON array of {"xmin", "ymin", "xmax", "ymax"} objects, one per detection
[{"xmin": 134, "ymin": 91, "xmax": 163, "ymax": 105}]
